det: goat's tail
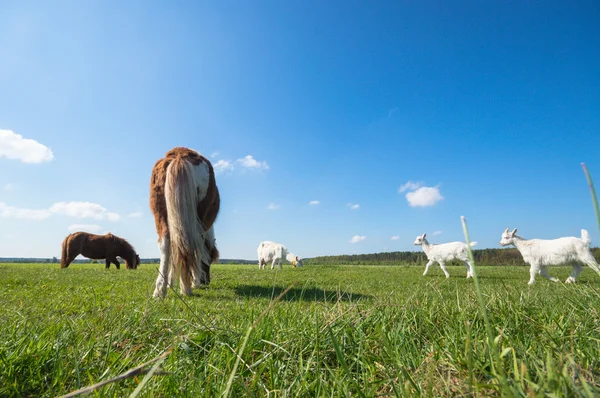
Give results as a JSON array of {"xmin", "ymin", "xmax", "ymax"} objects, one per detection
[
  {"xmin": 581, "ymin": 229, "xmax": 591, "ymax": 246},
  {"xmin": 164, "ymin": 156, "xmax": 208, "ymax": 288},
  {"xmin": 469, "ymin": 241, "xmax": 478, "ymax": 247}
]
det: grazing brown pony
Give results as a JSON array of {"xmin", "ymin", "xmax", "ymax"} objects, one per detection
[
  {"xmin": 60, "ymin": 231, "xmax": 141, "ymax": 270},
  {"xmin": 149, "ymin": 147, "xmax": 220, "ymax": 297}
]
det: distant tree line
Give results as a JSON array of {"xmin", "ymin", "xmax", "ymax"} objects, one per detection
[
  {"xmin": 3, "ymin": 249, "xmax": 600, "ymax": 267},
  {"xmin": 0, "ymin": 257, "xmax": 258, "ymax": 265},
  {"xmin": 302, "ymin": 247, "xmax": 600, "ymax": 267}
]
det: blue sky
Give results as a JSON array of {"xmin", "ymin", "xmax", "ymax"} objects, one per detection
[{"xmin": 1, "ymin": 0, "xmax": 600, "ymax": 260}]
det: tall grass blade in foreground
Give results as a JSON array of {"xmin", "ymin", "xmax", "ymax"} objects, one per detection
[
  {"xmin": 581, "ymin": 162, "xmax": 600, "ymax": 236},
  {"xmin": 460, "ymin": 215, "xmax": 509, "ymax": 393}
]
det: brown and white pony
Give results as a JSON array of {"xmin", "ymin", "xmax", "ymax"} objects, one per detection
[
  {"xmin": 149, "ymin": 147, "xmax": 220, "ymax": 297},
  {"xmin": 60, "ymin": 231, "xmax": 140, "ymax": 269}
]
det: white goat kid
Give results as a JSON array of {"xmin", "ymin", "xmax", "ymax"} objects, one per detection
[
  {"xmin": 257, "ymin": 241, "xmax": 303, "ymax": 270},
  {"xmin": 499, "ymin": 228, "xmax": 600, "ymax": 285},
  {"xmin": 413, "ymin": 233, "xmax": 477, "ymax": 278}
]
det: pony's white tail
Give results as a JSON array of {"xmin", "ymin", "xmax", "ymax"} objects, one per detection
[
  {"xmin": 469, "ymin": 241, "xmax": 478, "ymax": 247},
  {"xmin": 581, "ymin": 229, "xmax": 591, "ymax": 246},
  {"xmin": 164, "ymin": 157, "xmax": 208, "ymax": 284}
]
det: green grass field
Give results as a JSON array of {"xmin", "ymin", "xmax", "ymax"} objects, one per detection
[{"xmin": 1, "ymin": 262, "xmax": 600, "ymax": 397}]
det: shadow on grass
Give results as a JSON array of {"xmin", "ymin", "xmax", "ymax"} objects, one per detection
[{"xmin": 234, "ymin": 285, "xmax": 372, "ymax": 302}]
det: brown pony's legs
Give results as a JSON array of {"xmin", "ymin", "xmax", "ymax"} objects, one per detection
[
  {"xmin": 105, "ymin": 257, "xmax": 120, "ymax": 269},
  {"xmin": 61, "ymin": 256, "xmax": 75, "ymax": 268}
]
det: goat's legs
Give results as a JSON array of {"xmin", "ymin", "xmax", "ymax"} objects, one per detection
[
  {"xmin": 423, "ymin": 260, "xmax": 434, "ymax": 276},
  {"xmin": 464, "ymin": 260, "xmax": 474, "ymax": 278},
  {"xmin": 538, "ymin": 266, "xmax": 559, "ymax": 283},
  {"xmin": 581, "ymin": 252, "xmax": 600, "ymax": 276},
  {"xmin": 528, "ymin": 264, "xmax": 539, "ymax": 284},
  {"xmin": 438, "ymin": 261, "xmax": 450, "ymax": 278},
  {"xmin": 566, "ymin": 263, "xmax": 583, "ymax": 283}
]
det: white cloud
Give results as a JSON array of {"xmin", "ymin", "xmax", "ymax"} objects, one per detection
[
  {"xmin": 0, "ymin": 129, "xmax": 54, "ymax": 163},
  {"xmin": 4, "ymin": 183, "xmax": 15, "ymax": 191},
  {"xmin": 398, "ymin": 180, "xmax": 423, "ymax": 193},
  {"xmin": 213, "ymin": 159, "xmax": 234, "ymax": 174},
  {"xmin": 267, "ymin": 202, "xmax": 280, "ymax": 210},
  {"xmin": 349, "ymin": 235, "xmax": 366, "ymax": 243},
  {"xmin": 309, "ymin": 200, "xmax": 320, "ymax": 205},
  {"xmin": 0, "ymin": 200, "xmax": 120, "ymax": 222},
  {"xmin": 210, "ymin": 151, "xmax": 220, "ymax": 159},
  {"xmin": 391, "ymin": 236, "xmax": 400, "ymax": 241},
  {"xmin": 50, "ymin": 201, "xmax": 120, "ymax": 221},
  {"xmin": 0, "ymin": 202, "xmax": 52, "ymax": 220},
  {"xmin": 405, "ymin": 186, "xmax": 444, "ymax": 207},
  {"xmin": 236, "ymin": 155, "xmax": 269, "ymax": 170},
  {"xmin": 348, "ymin": 203, "xmax": 360, "ymax": 210},
  {"xmin": 127, "ymin": 211, "xmax": 143, "ymax": 218},
  {"xmin": 432, "ymin": 230, "xmax": 442, "ymax": 236},
  {"xmin": 67, "ymin": 224, "xmax": 101, "ymax": 233}
]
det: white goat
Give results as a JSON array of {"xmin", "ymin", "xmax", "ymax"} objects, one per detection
[
  {"xmin": 413, "ymin": 233, "xmax": 477, "ymax": 278},
  {"xmin": 499, "ymin": 228, "xmax": 600, "ymax": 284},
  {"xmin": 257, "ymin": 241, "xmax": 303, "ymax": 270}
]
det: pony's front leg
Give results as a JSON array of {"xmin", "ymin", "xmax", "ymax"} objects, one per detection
[
  {"xmin": 153, "ymin": 235, "xmax": 170, "ymax": 298},
  {"xmin": 113, "ymin": 258, "xmax": 121, "ymax": 270},
  {"xmin": 105, "ymin": 259, "xmax": 111, "ymax": 269}
]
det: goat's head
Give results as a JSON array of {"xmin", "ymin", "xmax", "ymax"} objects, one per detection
[
  {"xmin": 413, "ymin": 233, "xmax": 426, "ymax": 246},
  {"xmin": 295, "ymin": 256, "xmax": 303, "ymax": 267},
  {"xmin": 500, "ymin": 228, "xmax": 517, "ymax": 246}
]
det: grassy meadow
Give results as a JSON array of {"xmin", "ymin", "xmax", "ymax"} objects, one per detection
[{"xmin": 1, "ymin": 261, "xmax": 600, "ymax": 397}]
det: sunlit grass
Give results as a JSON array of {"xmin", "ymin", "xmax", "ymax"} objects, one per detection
[{"xmin": 1, "ymin": 262, "xmax": 600, "ymax": 397}]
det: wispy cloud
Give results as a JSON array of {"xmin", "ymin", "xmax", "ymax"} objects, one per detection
[
  {"xmin": 0, "ymin": 129, "xmax": 54, "ymax": 163},
  {"xmin": 431, "ymin": 230, "xmax": 442, "ymax": 236},
  {"xmin": 210, "ymin": 151, "xmax": 220, "ymax": 159},
  {"xmin": 267, "ymin": 202, "xmax": 280, "ymax": 210},
  {"xmin": 387, "ymin": 107, "xmax": 398, "ymax": 118},
  {"xmin": 309, "ymin": 200, "xmax": 320, "ymax": 205},
  {"xmin": 67, "ymin": 224, "xmax": 101, "ymax": 233},
  {"xmin": 237, "ymin": 155, "xmax": 269, "ymax": 170},
  {"xmin": 212, "ymin": 155, "xmax": 269, "ymax": 174},
  {"xmin": 0, "ymin": 202, "xmax": 52, "ymax": 220},
  {"xmin": 50, "ymin": 201, "xmax": 120, "ymax": 221},
  {"xmin": 398, "ymin": 180, "xmax": 423, "ymax": 193},
  {"xmin": 347, "ymin": 203, "xmax": 360, "ymax": 210},
  {"xmin": 3, "ymin": 183, "xmax": 15, "ymax": 191},
  {"xmin": 127, "ymin": 211, "xmax": 143, "ymax": 218},
  {"xmin": 213, "ymin": 159, "xmax": 234, "ymax": 174},
  {"xmin": 391, "ymin": 236, "xmax": 400, "ymax": 241},
  {"xmin": 349, "ymin": 235, "xmax": 366, "ymax": 243},
  {"xmin": 399, "ymin": 180, "xmax": 444, "ymax": 207}
]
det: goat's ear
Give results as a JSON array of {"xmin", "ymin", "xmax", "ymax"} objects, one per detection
[
  {"xmin": 504, "ymin": 228, "xmax": 509, "ymax": 234},
  {"xmin": 511, "ymin": 228, "xmax": 517, "ymax": 236},
  {"xmin": 422, "ymin": 233, "xmax": 426, "ymax": 238}
]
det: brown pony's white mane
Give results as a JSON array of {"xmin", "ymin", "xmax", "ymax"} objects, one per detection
[{"xmin": 150, "ymin": 147, "xmax": 220, "ymax": 297}]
